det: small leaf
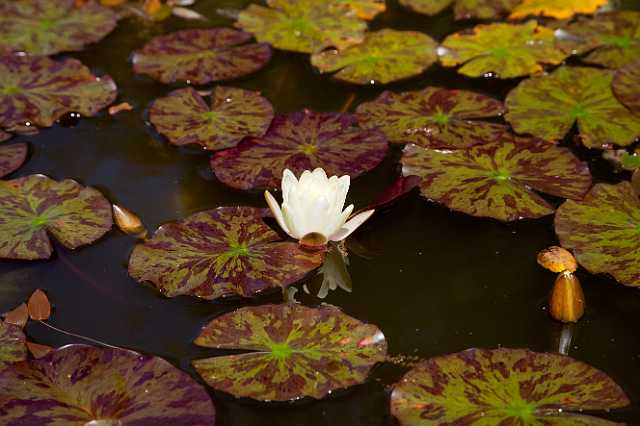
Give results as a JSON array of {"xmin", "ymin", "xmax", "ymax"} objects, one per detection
[
  {"xmin": 3, "ymin": 303, "xmax": 28, "ymax": 328},
  {"xmin": 26, "ymin": 341, "xmax": 53, "ymax": 359},
  {"xmin": 112, "ymin": 204, "xmax": 145, "ymax": 235},
  {"xmin": 108, "ymin": 102, "xmax": 133, "ymax": 115},
  {"xmin": 509, "ymin": 0, "xmax": 610, "ymax": 20},
  {"xmin": 537, "ymin": 246, "xmax": 578, "ymax": 273},
  {"xmin": 549, "ymin": 272, "xmax": 585, "ymax": 323},
  {"xmin": 27, "ymin": 289, "xmax": 51, "ymax": 321}
]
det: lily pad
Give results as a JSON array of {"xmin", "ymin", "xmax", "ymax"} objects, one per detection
[
  {"xmin": 311, "ymin": 29, "xmax": 437, "ymax": 85},
  {"xmin": 0, "ymin": 321, "xmax": 26, "ymax": 370},
  {"xmin": 391, "ymin": 348, "xmax": 629, "ymax": 425},
  {"xmin": 0, "ymin": 55, "xmax": 117, "ymax": 136},
  {"xmin": 149, "ymin": 87, "xmax": 274, "ymax": 151},
  {"xmin": 398, "ymin": 0, "xmax": 519, "ymax": 20},
  {"xmin": 401, "ymin": 137, "xmax": 592, "ymax": 221},
  {"xmin": 509, "ymin": 0, "xmax": 609, "ymax": 20},
  {"xmin": 328, "ymin": 0, "xmax": 386, "ymax": 20},
  {"xmin": 439, "ymin": 21, "xmax": 567, "ymax": 79},
  {"xmin": 211, "ymin": 110, "xmax": 387, "ymax": 190},
  {"xmin": 0, "ymin": 174, "xmax": 113, "ymax": 260},
  {"xmin": 132, "ymin": 28, "xmax": 272, "ymax": 85},
  {"xmin": 192, "ymin": 303, "xmax": 387, "ymax": 401},
  {"xmin": 505, "ymin": 66, "xmax": 640, "ymax": 148},
  {"xmin": 613, "ymin": 60, "xmax": 640, "ymax": 115},
  {"xmin": 356, "ymin": 87, "xmax": 506, "ymax": 148},
  {"xmin": 0, "ymin": 0, "xmax": 117, "ymax": 56},
  {"xmin": 555, "ymin": 182, "xmax": 640, "ymax": 288},
  {"xmin": 0, "ymin": 143, "xmax": 27, "ymax": 178},
  {"xmin": 129, "ymin": 207, "xmax": 324, "ymax": 300},
  {"xmin": 235, "ymin": 0, "xmax": 367, "ymax": 54},
  {"xmin": 0, "ymin": 344, "xmax": 216, "ymax": 424}
]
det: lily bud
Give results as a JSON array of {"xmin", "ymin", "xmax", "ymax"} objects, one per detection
[
  {"xmin": 549, "ymin": 271, "xmax": 585, "ymax": 323},
  {"xmin": 112, "ymin": 204, "xmax": 146, "ymax": 236}
]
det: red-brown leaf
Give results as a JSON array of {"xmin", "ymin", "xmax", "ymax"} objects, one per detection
[
  {"xmin": 27, "ymin": 290, "xmax": 51, "ymax": 321},
  {"xmin": 3, "ymin": 303, "xmax": 29, "ymax": 328},
  {"xmin": 26, "ymin": 341, "xmax": 53, "ymax": 359}
]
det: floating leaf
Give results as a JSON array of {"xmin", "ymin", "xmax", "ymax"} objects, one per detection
[
  {"xmin": 0, "ymin": 0, "xmax": 117, "ymax": 55},
  {"xmin": 0, "ymin": 55, "xmax": 117, "ymax": 135},
  {"xmin": 149, "ymin": 86, "xmax": 274, "ymax": 151},
  {"xmin": 235, "ymin": 0, "xmax": 367, "ymax": 54},
  {"xmin": 328, "ymin": 0, "xmax": 386, "ymax": 20},
  {"xmin": 555, "ymin": 182, "xmax": 640, "ymax": 288},
  {"xmin": 439, "ymin": 21, "xmax": 567, "ymax": 79},
  {"xmin": 0, "ymin": 321, "xmax": 26, "ymax": 370},
  {"xmin": 26, "ymin": 341, "xmax": 53, "ymax": 359},
  {"xmin": 311, "ymin": 29, "xmax": 438, "ymax": 85},
  {"xmin": 360, "ymin": 175, "xmax": 421, "ymax": 213},
  {"xmin": 401, "ymin": 137, "xmax": 592, "ymax": 221},
  {"xmin": 132, "ymin": 28, "xmax": 272, "ymax": 85},
  {"xmin": 505, "ymin": 66, "xmax": 640, "ymax": 148},
  {"xmin": 509, "ymin": 0, "xmax": 609, "ymax": 20},
  {"xmin": 613, "ymin": 60, "xmax": 640, "ymax": 115},
  {"xmin": 3, "ymin": 303, "xmax": 28, "ymax": 328},
  {"xmin": 398, "ymin": 0, "xmax": 518, "ymax": 20},
  {"xmin": 0, "ymin": 143, "xmax": 27, "ymax": 178},
  {"xmin": 391, "ymin": 348, "xmax": 629, "ymax": 425},
  {"xmin": 356, "ymin": 87, "xmax": 506, "ymax": 148},
  {"xmin": 27, "ymin": 289, "xmax": 51, "ymax": 321},
  {"xmin": 193, "ymin": 303, "xmax": 387, "ymax": 401},
  {"xmin": 211, "ymin": 110, "xmax": 387, "ymax": 190},
  {"xmin": 0, "ymin": 345, "xmax": 216, "ymax": 424},
  {"xmin": 0, "ymin": 174, "xmax": 113, "ymax": 260},
  {"xmin": 537, "ymin": 246, "xmax": 578, "ymax": 273},
  {"xmin": 129, "ymin": 207, "xmax": 324, "ymax": 300}
]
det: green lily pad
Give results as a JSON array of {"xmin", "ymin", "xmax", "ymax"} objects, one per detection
[
  {"xmin": 356, "ymin": 87, "xmax": 506, "ymax": 148},
  {"xmin": 132, "ymin": 28, "xmax": 272, "ymax": 85},
  {"xmin": 328, "ymin": 0, "xmax": 386, "ymax": 20},
  {"xmin": 0, "ymin": 174, "xmax": 113, "ymax": 260},
  {"xmin": 0, "ymin": 0, "xmax": 117, "ymax": 56},
  {"xmin": 192, "ymin": 303, "xmax": 387, "ymax": 401},
  {"xmin": 0, "ymin": 143, "xmax": 27, "ymax": 178},
  {"xmin": 0, "ymin": 344, "xmax": 216, "ymax": 424},
  {"xmin": 555, "ymin": 182, "xmax": 640, "ymax": 288},
  {"xmin": 556, "ymin": 11, "xmax": 640, "ymax": 69},
  {"xmin": 401, "ymin": 137, "xmax": 592, "ymax": 221},
  {"xmin": 391, "ymin": 348, "xmax": 629, "ymax": 425},
  {"xmin": 0, "ymin": 55, "xmax": 117, "ymax": 136},
  {"xmin": 508, "ymin": 0, "xmax": 609, "ymax": 20},
  {"xmin": 129, "ymin": 207, "xmax": 324, "ymax": 300},
  {"xmin": 398, "ymin": 0, "xmax": 519, "ymax": 20},
  {"xmin": 0, "ymin": 320, "xmax": 26, "ymax": 371},
  {"xmin": 505, "ymin": 66, "xmax": 640, "ymax": 148},
  {"xmin": 235, "ymin": 0, "xmax": 367, "ymax": 54},
  {"xmin": 211, "ymin": 110, "xmax": 388, "ymax": 190},
  {"xmin": 439, "ymin": 21, "xmax": 567, "ymax": 79},
  {"xmin": 613, "ymin": 60, "xmax": 640, "ymax": 115},
  {"xmin": 149, "ymin": 86, "xmax": 274, "ymax": 151}
]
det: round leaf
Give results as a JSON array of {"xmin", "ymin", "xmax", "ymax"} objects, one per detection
[
  {"xmin": 132, "ymin": 28, "xmax": 272, "ymax": 85},
  {"xmin": 129, "ymin": 207, "xmax": 324, "ymax": 300},
  {"xmin": 0, "ymin": 143, "xmax": 27, "ymax": 178},
  {"xmin": 613, "ymin": 59, "xmax": 640, "ymax": 115},
  {"xmin": 211, "ymin": 110, "xmax": 388, "ymax": 190},
  {"xmin": 149, "ymin": 86, "xmax": 274, "ymax": 151},
  {"xmin": 311, "ymin": 29, "xmax": 438, "ymax": 85},
  {"xmin": 391, "ymin": 348, "xmax": 629, "ymax": 425},
  {"xmin": 0, "ymin": 344, "xmax": 216, "ymax": 424},
  {"xmin": 0, "ymin": 321, "xmax": 26, "ymax": 371},
  {"xmin": 0, "ymin": 174, "xmax": 113, "ymax": 260},
  {"xmin": 356, "ymin": 87, "xmax": 506, "ymax": 148},
  {"xmin": 193, "ymin": 303, "xmax": 387, "ymax": 401},
  {"xmin": 505, "ymin": 66, "xmax": 640, "ymax": 148},
  {"xmin": 399, "ymin": 0, "xmax": 519, "ymax": 20},
  {"xmin": 509, "ymin": 0, "xmax": 610, "ymax": 20},
  {"xmin": 328, "ymin": 0, "xmax": 386, "ymax": 20},
  {"xmin": 401, "ymin": 137, "xmax": 592, "ymax": 221}
]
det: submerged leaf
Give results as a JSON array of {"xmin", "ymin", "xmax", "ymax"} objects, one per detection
[
  {"xmin": 0, "ymin": 143, "xmax": 27, "ymax": 178},
  {"xmin": 399, "ymin": 0, "xmax": 518, "ymax": 20},
  {"xmin": 0, "ymin": 321, "xmax": 26, "ymax": 370},
  {"xmin": 613, "ymin": 60, "xmax": 640, "ymax": 115},
  {"xmin": 27, "ymin": 289, "xmax": 51, "ymax": 321},
  {"xmin": 509, "ymin": 0, "xmax": 609, "ymax": 20},
  {"xmin": 193, "ymin": 303, "xmax": 387, "ymax": 401}
]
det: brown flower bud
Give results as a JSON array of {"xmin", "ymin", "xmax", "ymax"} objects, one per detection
[
  {"xmin": 112, "ymin": 204, "xmax": 146, "ymax": 236},
  {"xmin": 537, "ymin": 246, "xmax": 578, "ymax": 273},
  {"xmin": 549, "ymin": 271, "xmax": 585, "ymax": 323}
]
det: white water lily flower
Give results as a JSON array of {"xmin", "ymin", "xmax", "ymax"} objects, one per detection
[{"xmin": 265, "ymin": 168, "xmax": 374, "ymax": 246}]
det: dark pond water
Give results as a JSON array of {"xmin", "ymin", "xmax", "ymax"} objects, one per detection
[{"xmin": 2, "ymin": 1, "xmax": 640, "ymax": 424}]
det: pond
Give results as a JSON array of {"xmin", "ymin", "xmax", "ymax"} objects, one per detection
[{"xmin": 1, "ymin": 0, "xmax": 640, "ymax": 424}]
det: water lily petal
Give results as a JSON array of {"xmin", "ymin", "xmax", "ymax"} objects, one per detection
[
  {"xmin": 330, "ymin": 209, "xmax": 374, "ymax": 241},
  {"xmin": 264, "ymin": 190, "xmax": 292, "ymax": 237}
]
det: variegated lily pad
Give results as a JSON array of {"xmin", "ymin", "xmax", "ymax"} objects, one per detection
[
  {"xmin": 439, "ymin": 21, "xmax": 567, "ymax": 79},
  {"xmin": 0, "ymin": 143, "xmax": 27, "ymax": 178},
  {"xmin": 328, "ymin": 0, "xmax": 386, "ymax": 20},
  {"xmin": 505, "ymin": 66, "xmax": 640, "ymax": 148},
  {"xmin": 0, "ymin": 345, "xmax": 216, "ymax": 424},
  {"xmin": 509, "ymin": 0, "xmax": 609, "ymax": 20},
  {"xmin": 132, "ymin": 28, "xmax": 272, "ymax": 85},
  {"xmin": 391, "ymin": 348, "xmax": 629, "ymax": 425},
  {"xmin": 0, "ymin": 321, "xmax": 26, "ymax": 370},
  {"xmin": 401, "ymin": 137, "xmax": 592, "ymax": 221},
  {"xmin": 0, "ymin": 174, "xmax": 113, "ymax": 260},
  {"xmin": 398, "ymin": 0, "xmax": 519, "ymax": 20},
  {"xmin": 613, "ymin": 60, "xmax": 640, "ymax": 115},
  {"xmin": 0, "ymin": 0, "xmax": 117, "ymax": 55},
  {"xmin": 556, "ymin": 182, "xmax": 640, "ymax": 288},
  {"xmin": 311, "ymin": 29, "xmax": 438, "ymax": 85},
  {"xmin": 193, "ymin": 303, "xmax": 387, "ymax": 401},
  {"xmin": 149, "ymin": 87, "xmax": 274, "ymax": 151},
  {"xmin": 356, "ymin": 87, "xmax": 506, "ymax": 148},
  {"xmin": 129, "ymin": 207, "xmax": 324, "ymax": 300},
  {"xmin": 0, "ymin": 55, "xmax": 117, "ymax": 136},
  {"xmin": 211, "ymin": 110, "xmax": 387, "ymax": 190}
]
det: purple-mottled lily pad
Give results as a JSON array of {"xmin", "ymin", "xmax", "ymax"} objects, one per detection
[
  {"xmin": 192, "ymin": 303, "xmax": 387, "ymax": 401},
  {"xmin": 0, "ymin": 0, "xmax": 117, "ymax": 56},
  {"xmin": 311, "ymin": 29, "xmax": 438, "ymax": 85},
  {"xmin": 211, "ymin": 110, "xmax": 387, "ymax": 190},
  {"xmin": 356, "ymin": 87, "xmax": 506, "ymax": 148},
  {"xmin": 0, "ymin": 143, "xmax": 27, "ymax": 178},
  {"xmin": 439, "ymin": 21, "xmax": 567, "ymax": 79},
  {"xmin": 0, "ymin": 320, "xmax": 27, "ymax": 370},
  {"xmin": 0, "ymin": 55, "xmax": 117, "ymax": 137},
  {"xmin": 128, "ymin": 207, "xmax": 324, "ymax": 300},
  {"xmin": 0, "ymin": 174, "xmax": 113, "ymax": 260},
  {"xmin": 391, "ymin": 348, "xmax": 629, "ymax": 425},
  {"xmin": 149, "ymin": 86, "xmax": 274, "ymax": 151},
  {"xmin": 555, "ymin": 182, "xmax": 640, "ymax": 288},
  {"xmin": 399, "ymin": 0, "xmax": 519, "ymax": 20},
  {"xmin": 613, "ymin": 60, "xmax": 640, "ymax": 115},
  {"xmin": 506, "ymin": 66, "xmax": 640, "ymax": 149},
  {"xmin": 132, "ymin": 28, "xmax": 272, "ymax": 85},
  {"xmin": 0, "ymin": 344, "xmax": 216, "ymax": 424},
  {"xmin": 401, "ymin": 136, "xmax": 592, "ymax": 221}
]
